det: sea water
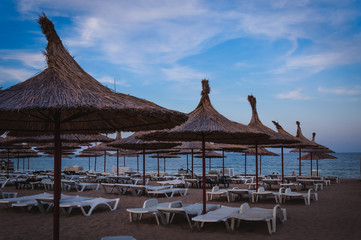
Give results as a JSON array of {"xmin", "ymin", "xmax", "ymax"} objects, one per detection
[{"xmin": 11, "ymin": 152, "xmax": 361, "ymax": 179}]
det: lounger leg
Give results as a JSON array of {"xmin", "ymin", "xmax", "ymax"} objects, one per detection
[
  {"xmin": 266, "ymin": 220, "xmax": 272, "ymax": 235},
  {"xmin": 129, "ymin": 212, "xmax": 133, "ymax": 222}
]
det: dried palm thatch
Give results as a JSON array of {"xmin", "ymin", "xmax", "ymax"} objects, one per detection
[
  {"xmin": 299, "ymin": 132, "xmax": 334, "ymax": 153},
  {"xmin": 244, "ymin": 146, "xmax": 279, "ymax": 156},
  {"xmin": 0, "ymin": 14, "xmax": 187, "ymax": 137},
  {"xmin": 35, "ymin": 143, "xmax": 81, "ymax": 151},
  {"xmin": 174, "ymin": 141, "xmax": 220, "ymax": 150},
  {"xmin": 289, "ymin": 121, "xmax": 319, "ymax": 152},
  {"xmin": 214, "ymin": 143, "xmax": 248, "ymax": 152},
  {"xmin": 109, "ymin": 131, "xmax": 180, "ymax": 150},
  {"xmin": 268, "ymin": 121, "xmax": 317, "ymax": 148},
  {"xmin": 247, "ymin": 95, "xmax": 300, "ymax": 145},
  {"xmin": 195, "ymin": 150, "xmax": 224, "ymax": 158},
  {"xmin": 140, "ymin": 80, "xmax": 269, "ymax": 144},
  {"xmin": 1, "ymin": 134, "xmax": 113, "ymax": 144},
  {"xmin": 150, "ymin": 153, "xmax": 180, "ymax": 158},
  {"xmin": 298, "ymin": 152, "xmax": 337, "ymax": 160}
]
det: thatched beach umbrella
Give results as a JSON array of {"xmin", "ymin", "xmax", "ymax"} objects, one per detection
[
  {"xmin": 0, "ymin": 14, "xmax": 187, "ymax": 240},
  {"xmin": 296, "ymin": 132, "xmax": 334, "ymax": 176},
  {"xmin": 75, "ymin": 151, "xmax": 106, "ymax": 171},
  {"xmin": 214, "ymin": 143, "xmax": 247, "ymax": 177},
  {"xmin": 174, "ymin": 141, "xmax": 219, "ymax": 178},
  {"xmin": 150, "ymin": 153, "xmax": 180, "ymax": 173},
  {"xmin": 271, "ymin": 121, "xmax": 317, "ymax": 177},
  {"xmin": 195, "ymin": 150, "xmax": 225, "ymax": 172},
  {"xmin": 85, "ymin": 143, "xmax": 118, "ymax": 172},
  {"xmin": 243, "ymin": 147, "xmax": 278, "ymax": 175},
  {"xmin": 145, "ymin": 149, "xmax": 179, "ymax": 176},
  {"xmin": 247, "ymin": 95, "xmax": 299, "ymax": 186},
  {"xmin": 290, "ymin": 122, "xmax": 324, "ymax": 176},
  {"xmin": 140, "ymin": 79, "xmax": 270, "ymax": 213},
  {"xmin": 109, "ymin": 132, "xmax": 181, "ymax": 184}
]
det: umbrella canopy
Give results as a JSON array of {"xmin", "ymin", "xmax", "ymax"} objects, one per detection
[
  {"xmin": 245, "ymin": 147, "xmax": 279, "ymax": 156},
  {"xmin": 247, "ymin": 95, "xmax": 300, "ymax": 145},
  {"xmin": 109, "ymin": 132, "xmax": 181, "ymax": 182},
  {"xmin": 270, "ymin": 121, "xmax": 318, "ymax": 177},
  {"xmin": 195, "ymin": 150, "xmax": 224, "ymax": 158},
  {"xmin": 140, "ymin": 79, "xmax": 271, "ymax": 213},
  {"xmin": 299, "ymin": 152, "xmax": 337, "ymax": 160},
  {"xmin": 0, "ymin": 14, "xmax": 187, "ymax": 240},
  {"xmin": 173, "ymin": 141, "xmax": 219, "ymax": 176},
  {"xmin": 243, "ymin": 147, "xmax": 278, "ymax": 175},
  {"xmin": 247, "ymin": 95, "xmax": 299, "ymax": 187},
  {"xmin": 1, "ymin": 134, "xmax": 113, "ymax": 144}
]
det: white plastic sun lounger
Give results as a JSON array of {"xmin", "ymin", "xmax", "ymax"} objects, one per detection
[
  {"xmin": 0, "ymin": 188, "xmax": 18, "ymax": 199},
  {"xmin": 147, "ymin": 188, "xmax": 188, "ymax": 198},
  {"xmin": 0, "ymin": 192, "xmax": 52, "ymax": 207},
  {"xmin": 231, "ymin": 203, "xmax": 286, "ymax": 234},
  {"xmin": 126, "ymin": 199, "xmax": 180, "ymax": 225},
  {"xmin": 251, "ymin": 187, "xmax": 281, "ymax": 203},
  {"xmin": 280, "ymin": 188, "xmax": 318, "ymax": 205},
  {"xmin": 76, "ymin": 197, "xmax": 119, "ymax": 216},
  {"xmin": 206, "ymin": 186, "xmax": 228, "ymax": 201},
  {"xmin": 158, "ymin": 202, "xmax": 221, "ymax": 228},
  {"xmin": 191, "ymin": 205, "xmax": 239, "ymax": 230}
]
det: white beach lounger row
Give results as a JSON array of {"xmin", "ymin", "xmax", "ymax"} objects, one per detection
[
  {"xmin": 0, "ymin": 192, "xmax": 119, "ymax": 216},
  {"xmin": 192, "ymin": 203, "xmax": 287, "ymax": 234}
]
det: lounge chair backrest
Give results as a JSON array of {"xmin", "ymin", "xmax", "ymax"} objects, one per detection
[
  {"xmin": 232, "ymin": 187, "xmax": 239, "ymax": 190},
  {"xmin": 169, "ymin": 201, "xmax": 182, "ymax": 208},
  {"xmin": 212, "ymin": 186, "xmax": 219, "ymax": 192},
  {"xmin": 285, "ymin": 188, "xmax": 292, "ymax": 194},
  {"xmin": 143, "ymin": 198, "xmax": 158, "ymax": 208},
  {"xmin": 279, "ymin": 187, "xmax": 285, "ymax": 194},
  {"xmin": 240, "ymin": 203, "xmax": 250, "ymax": 213},
  {"xmin": 258, "ymin": 187, "xmax": 265, "ymax": 192},
  {"xmin": 1, "ymin": 178, "xmax": 9, "ymax": 188}
]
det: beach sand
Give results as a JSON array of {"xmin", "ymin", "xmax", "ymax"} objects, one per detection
[{"xmin": 1, "ymin": 178, "xmax": 360, "ymax": 240}]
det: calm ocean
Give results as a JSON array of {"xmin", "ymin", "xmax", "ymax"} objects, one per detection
[{"xmin": 10, "ymin": 152, "xmax": 361, "ymax": 179}]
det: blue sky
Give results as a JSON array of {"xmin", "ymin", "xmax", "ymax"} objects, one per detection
[{"xmin": 1, "ymin": 0, "xmax": 361, "ymax": 152}]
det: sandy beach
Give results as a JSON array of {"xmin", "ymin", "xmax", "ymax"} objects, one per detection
[{"xmin": 1, "ymin": 178, "xmax": 360, "ymax": 240}]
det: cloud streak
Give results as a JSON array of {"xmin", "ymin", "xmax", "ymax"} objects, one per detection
[{"xmin": 277, "ymin": 88, "xmax": 310, "ymax": 100}]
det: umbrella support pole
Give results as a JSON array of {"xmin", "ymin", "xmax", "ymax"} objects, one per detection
[
  {"xmin": 281, "ymin": 147, "xmax": 284, "ymax": 184},
  {"xmin": 222, "ymin": 150, "xmax": 225, "ymax": 177},
  {"xmin": 255, "ymin": 144, "xmax": 258, "ymax": 191},
  {"xmin": 53, "ymin": 111, "xmax": 62, "ymax": 240},
  {"xmin": 191, "ymin": 149, "xmax": 194, "ymax": 179},
  {"xmin": 116, "ymin": 150, "xmax": 119, "ymax": 176},
  {"xmin": 143, "ymin": 146, "xmax": 146, "ymax": 187},
  {"xmin": 299, "ymin": 148, "xmax": 302, "ymax": 176},
  {"xmin": 202, "ymin": 134, "xmax": 206, "ymax": 214},
  {"xmin": 244, "ymin": 153, "xmax": 247, "ymax": 177}
]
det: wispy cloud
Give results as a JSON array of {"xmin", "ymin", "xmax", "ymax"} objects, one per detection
[
  {"xmin": 97, "ymin": 76, "xmax": 130, "ymax": 88},
  {"xmin": 162, "ymin": 65, "xmax": 205, "ymax": 83},
  {"xmin": 0, "ymin": 67, "xmax": 37, "ymax": 82},
  {"xmin": 277, "ymin": 88, "xmax": 310, "ymax": 100},
  {"xmin": 13, "ymin": 0, "xmax": 361, "ymax": 77},
  {"xmin": 0, "ymin": 50, "xmax": 45, "ymax": 69},
  {"xmin": 318, "ymin": 86, "xmax": 361, "ymax": 96}
]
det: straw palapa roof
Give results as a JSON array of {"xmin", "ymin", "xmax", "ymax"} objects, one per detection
[
  {"xmin": 267, "ymin": 121, "xmax": 317, "ymax": 148},
  {"xmin": 243, "ymin": 146, "xmax": 279, "ymax": 156},
  {"xmin": 195, "ymin": 150, "xmax": 225, "ymax": 158},
  {"xmin": 150, "ymin": 153, "xmax": 181, "ymax": 158},
  {"xmin": 109, "ymin": 131, "xmax": 181, "ymax": 150},
  {"xmin": 290, "ymin": 122, "xmax": 326, "ymax": 152},
  {"xmin": 140, "ymin": 80, "xmax": 270, "ymax": 144},
  {"xmin": 298, "ymin": 152, "xmax": 337, "ymax": 160},
  {"xmin": 0, "ymin": 134, "xmax": 113, "ymax": 144},
  {"xmin": 247, "ymin": 95, "xmax": 299, "ymax": 145},
  {"xmin": 0, "ymin": 14, "xmax": 187, "ymax": 136}
]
